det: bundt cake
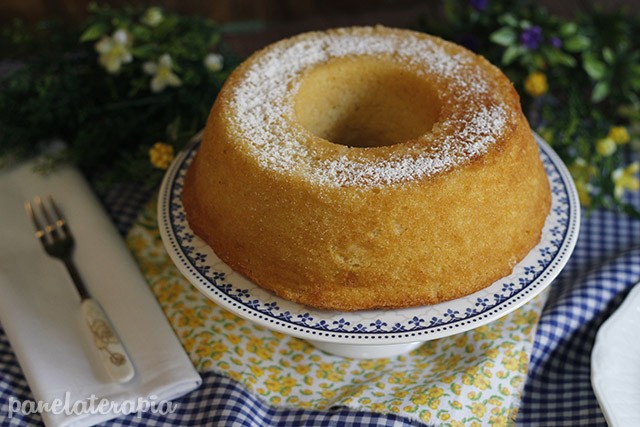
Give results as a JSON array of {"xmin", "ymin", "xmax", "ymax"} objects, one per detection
[{"xmin": 182, "ymin": 26, "xmax": 551, "ymax": 311}]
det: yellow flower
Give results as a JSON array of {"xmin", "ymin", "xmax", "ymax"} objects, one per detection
[
  {"xmin": 488, "ymin": 397, "xmax": 503, "ymax": 406},
  {"xmin": 141, "ymin": 7, "xmax": 163, "ymax": 27},
  {"xmin": 471, "ymin": 402, "xmax": 487, "ymax": 418},
  {"xmin": 182, "ymin": 336, "xmax": 195, "ymax": 352},
  {"xmin": 502, "ymin": 355, "xmax": 519, "ymax": 371},
  {"xmin": 524, "ymin": 72, "xmax": 548, "ymax": 97},
  {"xmin": 326, "ymin": 371, "xmax": 343, "ymax": 382},
  {"xmin": 473, "ymin": 375, "xmax": 490, "ymax": 390},
  {"xmin": 287, "ymin": 339, "xmax": 306, "ymax": 351},
  {"xmin": 485, "ymin": 348, "xmax": 500, "ymax": 359},
  {"xmin": 254, "ymin": 347, "xmax": 272, "ymax": 360},
  {"xmin": 370, "ymin": 402, "xmax": 386, "ymax": 412},
  {"xmin": 265, "ymin": 377, "xmax": 281, "ymax": 393},
  {"xmin": 204, "ymin": 53, "xmax": 224, "ymax": 72},
  {"xmin": 358, "ymin": 359, "xmax": 377, "ymax": 370},
  {"xmin": 608, "ymin": 126, "xmax": 630, "ymax": 144},
  {"xmin": 227, "ymin": 334, "xmax": 242, "ymax": 345},
  {"xmin": 410, "ymin": 393, "xmax": 428, "ymax": 406},
  {"xmin": 499, "ymin": 384, "xmax": 512, "ymax": 396},
  {"xmin": 451, "ymin": 383, "xmax": 461, "ymax": 396},
  {"xmin": 295, "ymin": 365, "xmax": 311, "ymax": 375},
  {"xmin": 281, "ymin": 375, "xmax": 297, "ymax": 389},
  {"xmin": 143, "ymin": 53, "xmax": 182, "ymax": 93},
  {"xmin": 596, "ymin": 137, "xmax": 616, "ymax": 156},
  {"xmin": 95, "ymin": 29, "xmax": 132, "ymax": 74},
  {"xmin": 211, "ymin": 341, "xmax": 228, "ymax": 360},
  {"xmin": 250, "ymin": 365, "xmax": 264, "ymax": 377},
  {"xmin": 392, "ymin": 389, "xmax": 409, "ymax": 398},
  {"xmin": 149, "ymin": 142, "xmax": 174, "ymax": 169},
  {"xmin": 227, "ymin": 371, "xmax": 241, "ymax": 381},
  {"xmin": 612, "ymin": 162, "xmax": 640, "ymax": 199},
  {"xmin": 427, "ymin": 386, "xmax": 444, "ymax": 399},
  {"xmin": 270, "ymin": 396, "xmax": 281, "ymax": 405},
  {"xmin": 490, "ymin": 415, "xmax": 509, "ymax": 427}
]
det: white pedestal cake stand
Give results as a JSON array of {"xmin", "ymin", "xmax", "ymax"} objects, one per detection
[{"xmin": 158, "ymin": 134, "xmax": 579, "ymax": 358}]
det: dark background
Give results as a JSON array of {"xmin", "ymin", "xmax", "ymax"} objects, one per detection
[{"xmin": 1, "ymin": 0, "xmax": 637, "ymax": 56}]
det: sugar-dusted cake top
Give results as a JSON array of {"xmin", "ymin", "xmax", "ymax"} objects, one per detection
[{"xmin": 224, "ymin": 26, "xmax": 517, "ymax": 188}]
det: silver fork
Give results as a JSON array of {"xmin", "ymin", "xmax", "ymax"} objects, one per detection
[{"xmin": 25, "ymin": 195, "xmax": 135, "ymax": 383}]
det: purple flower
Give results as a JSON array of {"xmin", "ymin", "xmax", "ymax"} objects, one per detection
[
  {"xmin": 549, "ymin": 37, "xmax": 562, "ymax": 48},
  {"xmin": 470, "ymin": 0, "xmax": 489, "ymax": 11},
  {"xmin": 520, "ymin": 26, "xmax": 543, "ymax": 50}
]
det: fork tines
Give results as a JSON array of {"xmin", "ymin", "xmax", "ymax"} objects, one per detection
[{"xmin": 25, "ymin": 195, "xmax": 69, "ymax": 244}]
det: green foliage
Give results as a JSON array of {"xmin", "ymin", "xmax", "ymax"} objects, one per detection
[
  {"xmin": 420, "ymin": 0, "xmax": 640, "ymax": 217},
  {"xmin": 0, "ymin": 3, "xmax": 234, "ymax": 189},
  {"xmin": 2, "ymin": 1, "xmax": 639, "ymax": 217}
]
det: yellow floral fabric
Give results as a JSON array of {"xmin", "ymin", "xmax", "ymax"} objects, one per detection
[{"xmin": 127, "ymin": 199, "xmax": 548, "ymax": 426}]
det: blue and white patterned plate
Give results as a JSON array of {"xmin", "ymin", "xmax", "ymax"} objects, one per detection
[{"xmin": 158, "ymin": 134, "xmax": 580, "ymax": 345}]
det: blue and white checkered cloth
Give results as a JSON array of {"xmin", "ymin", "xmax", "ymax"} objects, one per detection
[
  {"xmin": 519, "ymin": 203, "xmax": 640, "ymax": 426},
  {"xmin": 1, "ymin": 185, "xmax": 639, "ymax": 426}
]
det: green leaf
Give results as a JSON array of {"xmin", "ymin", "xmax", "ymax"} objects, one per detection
[
  {"xmin": 130, "ymin": 45, "xmax": 157, "ymax": 59},
  {"xmin": 559, "ymin": 22, "xmax": 578, "ymax": 37},
  {"xmin": 500, "ymin": 13, "xmax": 518, "ymax": 27},
  {"xmin": 564, "ymin": 35, "xmax": 590, "ymax": 52},
  {"xmin": 130, "ymin": 24, "xmax": 151, "ymax": 41},
  {"xmin": 502, "ymin": 44, "xmax": 524, "ymax": 65},
  {"xmin": 602, "ymin": 47, "xmax": 615, "ymax": 64},
  {"xmin": 79, "ymin": 22, "xmax": 109, "ymax": 42},
  {"xmin": 621, "ymin": 202, "xmax": 640, "ymax": 219},
  {"xmin": 490, "ymin": 27, "xmax": 517, "ymax": 47},
  {"xmin": 208, "ymin": 32, "xmax": 221, "ymax": 47},
  {"xmin": 583, "ymin": 55, "xmax": 607, "ymax": 80},
  {"xmin": 532, "ymin": 53, "xmax": 546, "ymax": 69},
  {"xmin": 591, "ymin": 81, "xmax": 610, "ymax": 103},
  {"xmin": 546, "ymin": 48, "xmax": 576, "ymax": 67},
  {"xmin": 166, "ymin": 116, "xmax": 181, "ymax": 141}
]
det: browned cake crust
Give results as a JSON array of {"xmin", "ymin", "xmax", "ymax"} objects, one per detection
[{"xmin": 182, "ymin": 26, "xmax": 551, "ymax": 311}]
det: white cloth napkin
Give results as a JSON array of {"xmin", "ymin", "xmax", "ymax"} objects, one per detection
[{"xmin": 0, "ymin": 160, "xmax": 201, "ymax": 427}]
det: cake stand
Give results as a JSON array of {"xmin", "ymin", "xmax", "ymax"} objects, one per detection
[{"xmin": 158, "ymin": 134, "xmax": 580, "ymax": 358}]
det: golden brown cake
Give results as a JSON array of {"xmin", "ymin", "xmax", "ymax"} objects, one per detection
[{"xmin": 182, "ymin": 26, "xmax": 551, "ymax": 311}]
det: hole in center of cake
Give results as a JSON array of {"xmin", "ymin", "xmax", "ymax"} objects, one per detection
[{"xmin": 294, "ymin": 56, "xmax": 441, "ymax": 148}]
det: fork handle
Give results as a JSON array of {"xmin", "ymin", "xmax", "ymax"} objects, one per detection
[{"xmin": 81, "ymin": 298, "xmax": 135, "ymax": 383}]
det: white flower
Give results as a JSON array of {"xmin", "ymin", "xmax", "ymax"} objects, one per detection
[
  {"xmin": 612, "ymin": 162, "xmax": 640, "ymax": 199},
  {"xmin": 204, "ymin": 53, "xmax": 224, "ymax": 72},
  {"xmin": 95, "ymin": 29, "xmax": 132, "ymax": 74},
  {"xmin": 141, "ymin": 7, "xmax": 163, "ymax": 27},
  {"xmin": 143, "ymin": 54, "xmax": 182, "ymax": 93}
]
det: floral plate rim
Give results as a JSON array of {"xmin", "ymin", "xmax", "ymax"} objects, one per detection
[{"xmin": 158, "ymin": 134, "xmax": 580, "ymax": 344}]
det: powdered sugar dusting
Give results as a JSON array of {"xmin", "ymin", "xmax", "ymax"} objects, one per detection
[{"xmin": 228, "ymin": 27, "xmax": 514, "ymax": 187}]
